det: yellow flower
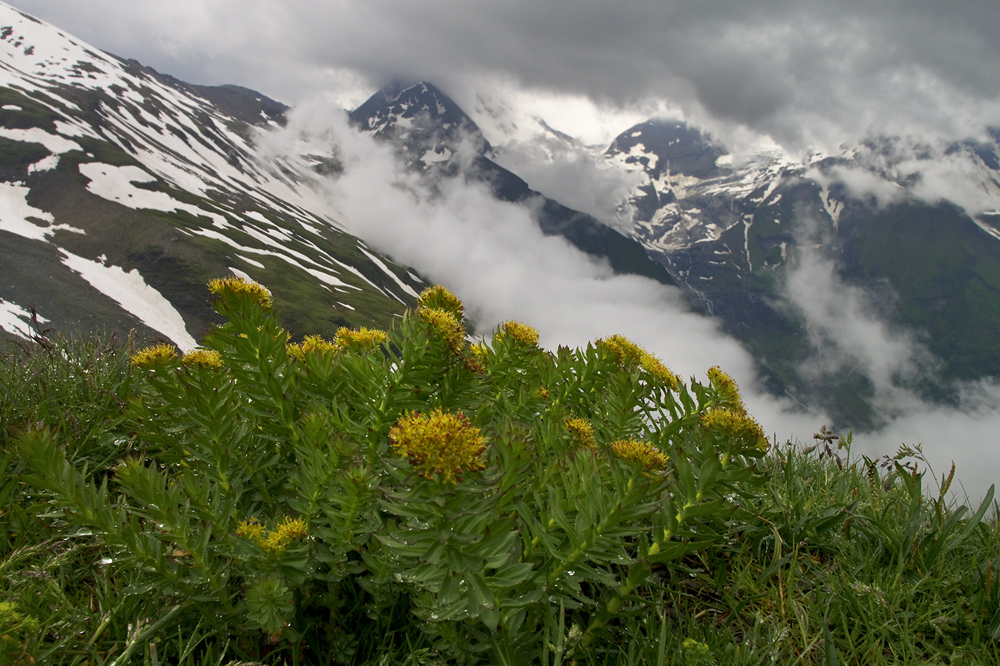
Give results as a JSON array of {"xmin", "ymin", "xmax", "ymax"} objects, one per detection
[
  {"xmin": 207, "ymin": 276, "xmax": 273, "ymax": 309},
  {"xmin": 237, "ymin": 516, "xmax": 308, "ymax": 553},
  {"xmin": 601, "ymin": 334, "xmax": 645, "ymax": 365},
  {"xmin": 131, "ymin": 343, "xmax": 177, "ymax": 368},
  {"xmin": 601, "ymin": 335, "xmax": 679, "ymax": 391},
  {"xmin": 638, "ymin": 352, "xmax": 680, "ymax": 391},
  {"xmin": 565, "ymin": 417, "xmax": 596, "ymax": 449},
  {"xmin": 496, "ymin": 320, "xmax": 540, "ymax": 347},
  {"xmin": 287, "ymin": 334, "xmax": 338, "ymax": 361},
  {"xmin": 389, "ymin": 409, "xmax": 487, "ymax": 483},
  {"xmin": 236, "ymin": 517, "xmax": 266, "ymax": 542},
  {"xmin": 418, "ymin": 307, "xmax": 466, "ymax": 354},
  {"xmin": 181, "ymin": 348, "xmax": 223, "ymax": 369},
  {"xmin": 334, "ymin": 326, "xmax": 389, "ymax": 351},
  {"xmin": 612, "ymin": 439, "xmax": 670, "ymax": 472},
  {"xmin": 418, "ymin": 285, "xmax": 464, "ymax": 320},
  {"xmin": 701, "ymin": 406, "xmax": 768, "ymax": 451},
  {"xmin": 707, "ymin": 366, "xmax": 745, "ymax": 413}
]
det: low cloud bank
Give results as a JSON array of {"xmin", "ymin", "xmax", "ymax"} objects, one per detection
[{"xmin": 779, "ymin": 216, "xmax": 1000, "ymax": 503}]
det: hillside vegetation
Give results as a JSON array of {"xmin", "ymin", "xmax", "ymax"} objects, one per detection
[{"xmin": 1, "ymin": 279, "xmax": 998, "ymax": 665}]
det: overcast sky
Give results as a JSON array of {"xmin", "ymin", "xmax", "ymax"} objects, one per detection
[{"xmin": 9, "ymin": 0, "xmax": 1000, "ymax": 151}]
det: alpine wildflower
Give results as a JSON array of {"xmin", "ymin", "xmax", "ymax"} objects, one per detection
[
  {"xmin": 612, "ymin": 439, "xmax": 670, "ymax": 472},
  {"xmin": 237, "ymin": 516, "xmax": 308, "ymax": 553},
  {"xmin": 601, "ymin": 334, "xmax": 646, "ymax": 365},
  {"xmin": 287, "ymin": 334, "xmax": 338, "ymax": 361},
  {"xmin": 638, "ymin": 351, "xmax": 680, "ymax": 391},
  {"xmin": 181, "ymin": 348, "xmax": 223, "ymax": 369},
  {"xmin": 131, "ymin": 343, "xmax": 178, "ymax": 368},
  {"xmin": 418, "ymin": 285, "xmax": 464, "ymax": 320},
  {"xmin": 707, "ymin": 366, "xmax": 746, "ymax": 413},
  {"xmin": 496, "ymin": 320, "xmax": 540, "ymax": 347},
  {"xmin": 418, "ymin": 307, "xmax": 466, "ymax": 354},
  {"xmin": 334, "ymin": 326, "xmax": 388, "ymax": 351},
  {"xmin": 389, "ymin": 409, "xmax": 487, "ymax": 483},
  {"xmin": 701, "ymin": 406, "xmax": 768, "ymax": 451},
  {"xmin": 207, "ymin": 276, "xmax": 273, "ymax": 309},
  {"xmin": 565, "ymin": 417, "xmax": 596, "ymax": 449}
]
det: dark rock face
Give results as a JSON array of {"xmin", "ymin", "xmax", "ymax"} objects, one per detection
[{"xmin": 607, "ymin": 120, "xmax": 726, "ymax": 180}]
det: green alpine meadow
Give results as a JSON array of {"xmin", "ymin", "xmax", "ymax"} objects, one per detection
[{"xmin": 1, "ymin": 278, "xmax": 998, "ymax": 665}]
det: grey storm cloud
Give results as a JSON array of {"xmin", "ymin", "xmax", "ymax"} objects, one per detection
[{"xmin": 10, "ymin": 0, "xmax": 1000, "ymax": 150}]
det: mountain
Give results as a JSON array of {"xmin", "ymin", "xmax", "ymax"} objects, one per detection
[
  {"xmin": 0, "ymin": 3, "xmax": 425, "ymax": 349},
  {"xmin": 348, "ymin": 82, "xmax": 675, "ymax": 287},
  {"xmin": 605, "ymin": 120, "xmax": 1000, "ymax": 425}
]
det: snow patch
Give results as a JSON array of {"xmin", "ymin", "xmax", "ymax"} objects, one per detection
[
  {"xmin": 78, "ymin": 162, "xmax": 228, "ymax": 226},
  {"xmin": 359, "ymin": 246, "xmax": 420, "ymax": 300},
  {"xmin": 59, "ymin": 250, "xmax": 197, "ymax": 350},
  {"xmin": 236, "ymin": 254, "xmax": 266, "ymax": 269},
  {"xmin": 0, "ymin": 181, "xmax": 83, "ymax": 239},
  {"xmin": 0, "ymin": 298, "xmax": 46, "ymax": 337},
  {"xmin": 0, "ymin": 127, "xmax": 81, "ymax": 154}
]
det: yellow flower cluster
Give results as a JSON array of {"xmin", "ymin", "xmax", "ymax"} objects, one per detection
[
  {"xmin": 464, "ymin": 343, "xmax": 489, "ymax": 373},
  {"xmin": 418, "ymin": 285, "xmax": 464, "ymax": 319},
  {"xmin": 131, "ymin": 343, "xmax": 177, "ymax": 368},
  {"xmin": 707, "ymin": 366, "xmax": 745, "ymax": 412},
  {"xmin": 287, "ymin": 334, "xmax": 338, "ymax": 361},
  {"xmin": 602, "ymin": 334, "xmax": 645, "ymax": 364},
  {"xmin": 611, "ymin": 439, "xmax": 670, "ymax": 472},
  {"xmin": 639, "ymin": 353, "xmax": 680, "ymax": 391},
  {"xmin": 207, "ymin": 276, "xmax": 273, "ymax": 309},
  {"xmin": 334, "ymin": 326, "xmax": 389, "ymax": 351},
  {"xmin": 181, "ymin": 348, "xmax": 223, "ymax": 369},
  {"xmin": 700, "ymin": 407, "xmax": 768, "ymax": 451},
  {"xmin": 419, "ymin": 307, "xmax": 466, "ymax": 354},
  {"xmin": 237, "ymin": 516, "xmax": 309, "ymax": 553},
  {"xmin": 497, "ymin": 320, "xmax": 540, "ymax": 347},
  {"xmin": 565, "ymin": 417, "xmax": 596, "ymax": 449},
  {"xmin": 601, "ymin": 335, "xmax": 680, "ymax": 391},
  {"xmin": 389, "ymin": 409, "xmax": 487, "ymax": 483}
]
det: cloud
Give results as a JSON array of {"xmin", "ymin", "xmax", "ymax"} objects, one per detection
[
  {"xmin": 491, "ymin": 136, "xmax": 646, "ymax": 231},
  {"xmin": 781, "ymin": 220, "xmax": 937, "ymax": 413},
  {"xmin": 12, "ymin": 0, "xmax": 1000, "ymax": 153},
  {"xmin": 775, "ymin": 213, "xmax": 1000, "ymax": 503}
]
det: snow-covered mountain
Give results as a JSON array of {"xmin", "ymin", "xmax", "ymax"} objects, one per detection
[
  {"xmin": 0, "ymin": 3, "xmax": 428, "ymax": 349},
  {"xmin": 601, "ymin": 119, "xmax": 1000, "ymax": 425}
]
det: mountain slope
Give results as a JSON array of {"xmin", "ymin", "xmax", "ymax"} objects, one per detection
[{"xmin": 0, "ymin": 3, "xmax": 424, "ymax": 348}]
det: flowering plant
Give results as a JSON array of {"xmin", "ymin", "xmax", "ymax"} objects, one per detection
[{"xmin": 14, "ymin": 278, "xmax": 770, "ymax": 663}]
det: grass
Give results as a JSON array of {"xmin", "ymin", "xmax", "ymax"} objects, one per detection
[{"xmin": 1, "ymin": 330, "xmax": 998, "ymax": 665}]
